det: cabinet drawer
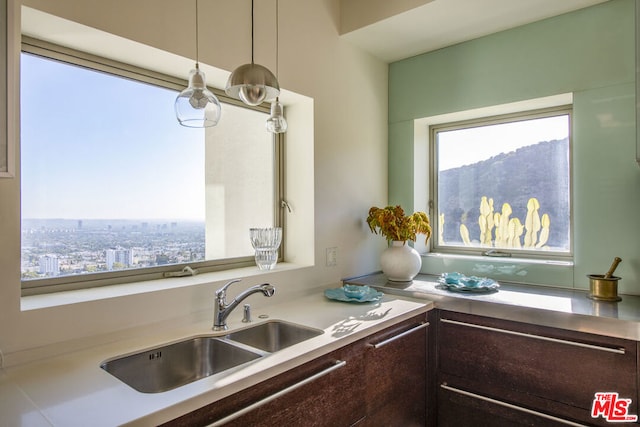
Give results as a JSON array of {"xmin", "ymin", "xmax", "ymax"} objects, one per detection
[
  {"xmin": 438, "ymin": 383, "xmax": 584, "ymax": 427},
  {"xmin": 438, "ymin": 311, "xmax": 637, "ymax": 418},
  {"xmin": 164, "ymin": 343, "xmax": 366, "ymax": 427}
]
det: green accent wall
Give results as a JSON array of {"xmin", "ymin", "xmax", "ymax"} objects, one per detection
[{"xmin": 388, "ymin": 0, "xmax": 640, "ymax": 292}]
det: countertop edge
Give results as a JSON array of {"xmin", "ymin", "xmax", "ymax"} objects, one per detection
[{"xmin": 345, "ymin": 273, "xmax": 640, "ymax": 341}]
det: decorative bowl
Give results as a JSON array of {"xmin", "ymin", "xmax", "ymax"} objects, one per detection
[
  {"xmin": 438, "ymin": 272, "xmax": 499, "ymax": 293},
  {"xmin": 342, "ymin": 284, "xmax": 370, "ymax": 299}
]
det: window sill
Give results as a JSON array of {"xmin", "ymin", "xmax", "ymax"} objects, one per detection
[
  {"xmin": 423, "ymin": 252, "xmax": 573, "ymax": 266},
  {"xmin": 20, "ymin": 262, "xmax": 306, "ymax": 311},
  {"xmin": 421, "ymin": 252, "xmax": 575, "ymax": 288}
]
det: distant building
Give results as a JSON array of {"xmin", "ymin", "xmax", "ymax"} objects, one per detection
[
  {"xmin": 39, "ymin": 255, "xmax": 60, "ymax": 276},
  {"xmin": 106, "ymin": 247, "xmax": 134, "ymax": 270}
]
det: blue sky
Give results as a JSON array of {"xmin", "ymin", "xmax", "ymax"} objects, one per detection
[
  {"xmin": 438, "ymin": 115, "xmax": 569, "ymax": 170},
  {"xmin": 21, "ymin": 53, "xmax": 205, "ymax": 220}
]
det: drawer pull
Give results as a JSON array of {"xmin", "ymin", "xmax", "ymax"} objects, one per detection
[
  {"xmin": 208, "ymin": 360, "xmax": 347, "ymax": 426},
  {"xmin": 441, "ymin": 318, "xmax": 626, "ymax": 355},
  {"xmin": 441, "ymin": 384, "xmax": 588, "ymax": 427},
  {"xmin": 368, "ymin": 322, "xmax": 429, "ymax": 349}
]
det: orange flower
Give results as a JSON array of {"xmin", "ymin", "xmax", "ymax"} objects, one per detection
[{"xmin": 366, "ymin": 205, "xmax": 431, "ymax": 243}]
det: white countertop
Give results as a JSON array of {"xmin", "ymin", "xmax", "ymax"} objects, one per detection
[
  {"xmin": 346, "ymin": 273, "xmax": 640, "ymax": 341},
  {"xmin": 0, "ymin": 288, "xmax": 432, "ymax": 427}
]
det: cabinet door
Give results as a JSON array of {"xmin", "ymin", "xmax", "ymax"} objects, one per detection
[
  {"xmin": 438, "ymin": 384, "xmax": 575, "ymax": 427},
  {"xmin": 437, "ymin": 310, "xmax": 638, "ymax": 426},
  {"xmin": 163, "ymin": 341, "xmax": 366, "ymax": 427},
  {"xmin": 363, "ymin": 314, "xmax": 429, "ymax": 427}
]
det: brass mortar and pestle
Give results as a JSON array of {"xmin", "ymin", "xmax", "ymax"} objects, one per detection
[{"xmin": 587, "ymin": 257, "xmax": 622, "ymax": 302}]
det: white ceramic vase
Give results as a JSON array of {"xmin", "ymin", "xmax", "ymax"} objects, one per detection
[{"xmin": 380, "ymin": 240, "xmax": 422, "ymax": 282}]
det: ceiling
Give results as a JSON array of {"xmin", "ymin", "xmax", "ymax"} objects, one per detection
[{"xmin": 340, "ymin": 0, "xmax": 611, "ymax": 62}]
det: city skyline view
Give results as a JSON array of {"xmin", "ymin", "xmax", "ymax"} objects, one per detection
[
  {"xmin": 20, "ymin": 52, "xmax": 275, "ymax": 281},
  {"xmin": 21, "ymin": 218, "xmax": 206, "ymax": 279},
  {"xmin": 20, "ymin": 52, "xmax": 208, "ymax": 279}
]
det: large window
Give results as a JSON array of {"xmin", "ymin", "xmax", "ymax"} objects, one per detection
[
  {"xmin": 20, "ymin": 39, "xmax": 282, "ymax": 293},
  {"xmin": 431, "ymin": 107, "xmax": 571, "ymax": 259}
]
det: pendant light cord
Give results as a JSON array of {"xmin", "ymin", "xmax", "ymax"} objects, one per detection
[
  {"xmin": 251, "ymin": 0, "xmax": 255, "ymax": 64},
  {"xmin": 195, "ymin": 0, "xmax": 200, "ymax": 66},
  {"xmin": 275, "ymin": 0, "xmax": 279, "ymax": 78}
]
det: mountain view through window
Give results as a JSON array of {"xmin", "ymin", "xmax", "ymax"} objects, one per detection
[{"xmin": 434, "ymin": 112, "xmax": 571, "ymax": 255}]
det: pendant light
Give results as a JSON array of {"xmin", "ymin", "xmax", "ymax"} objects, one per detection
[
  {"xmin": 175, "ymin": 0, "xmax": 222, "ymax": 128},
  {"xmin": 266, "ymin": 0, "xmax": 288, "ymax": 133},
  {"xmin": 226, "ymin": 0, "xmax": 280, "ymax": 107}
]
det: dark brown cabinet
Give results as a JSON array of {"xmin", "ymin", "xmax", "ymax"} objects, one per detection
[
  {"xmin": 363, "ymin": 317, "xmax": 429, "ymax": 426},
  {"xmin": 163, "ymin": 313, "xmax": 429, "ymax": 427},
  {"xmin": 434, "ymin": 310, "xmax": 639, "ymax": 427}
]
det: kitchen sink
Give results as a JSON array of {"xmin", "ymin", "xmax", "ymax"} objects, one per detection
[
  {"xmin": 225, "ymin": 320, "xmax": 324, "ymax": 352},
  {"xmin": 100, "ymin": 336, "xmax": 262, "ymax": 393},
  {"xmin": 101, "ymin": 321, "xmax": 323, "ymax": 393}
]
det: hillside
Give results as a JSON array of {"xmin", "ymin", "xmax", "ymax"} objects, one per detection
[{"xmin": 438, "ymin": 138, "xmax": 570, "ymax": 249}]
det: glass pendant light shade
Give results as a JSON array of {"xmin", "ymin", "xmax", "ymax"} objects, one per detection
[
  {"xmin": 225, "ymin": 63, "xmax": 280, "ymax": 107},
  {"xmin": 266, "ymin": 98, "xmax": 287, "ymax": 133},
  {"xmin": 265, "ymin": 0, "xmax": 287, "ymax": 133},
  {"xmin": 175, "ymin": 65, "xmax": 222, "ymax": 127}
]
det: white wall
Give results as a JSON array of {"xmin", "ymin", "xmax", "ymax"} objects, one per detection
[{"xmin": 0, "ymin": 0, "xmax": 388, "ymax": 364}]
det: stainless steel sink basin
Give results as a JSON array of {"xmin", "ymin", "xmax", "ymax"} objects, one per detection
[
  {"xmin": 100, "ymin": 336, "xmax": 262, "ymax": 393},
  {"xmin": 225, "ymin": 320, "xmax": 323, "ymax": 352},
  {"xmin": 101, "ymin": 321, "xmax": 323, "ymax": 393}
]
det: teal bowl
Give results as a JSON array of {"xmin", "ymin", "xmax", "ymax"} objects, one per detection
[{"xmin": 343, "ymin": 284, "xmax": 369, "ymax": 299}]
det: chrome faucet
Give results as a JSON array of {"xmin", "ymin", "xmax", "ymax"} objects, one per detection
[{"xmin": 213, "ymin": 279, "xmax": 275, "ymax": 331}]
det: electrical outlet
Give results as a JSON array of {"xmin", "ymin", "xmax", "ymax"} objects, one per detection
[{"xmin": 326, "ymin": 247, "xmax": 337, "ymax": 267}]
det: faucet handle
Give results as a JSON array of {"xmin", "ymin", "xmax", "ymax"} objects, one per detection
[{"xmin": 216, "ymin": 278, "xmax": 242, "ymax": 299}]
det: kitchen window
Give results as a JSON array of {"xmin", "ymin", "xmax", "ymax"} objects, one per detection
[
  {"xmin": 430, "ymin": 106, "xmax": 571, "ymax": 260},
  {"xmin": 20, "ymin": 38, "xmax": 283, "ymax": 294}
]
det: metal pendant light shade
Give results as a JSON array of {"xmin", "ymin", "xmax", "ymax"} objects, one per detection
[
  {"xmin": 175, "ymin": 0, "xmax": 221, "ymax": 128},
  {"xmin": 226, "ymin": 63, "xmax": 279, "ymax": 107},
  {"xmin": 225, "ymin": 0, "xmax": 280, "ymax": 106}
]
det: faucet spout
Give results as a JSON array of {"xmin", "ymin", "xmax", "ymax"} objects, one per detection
[{"xmin": 213, "ymin": 280, "xmax": 275, "ymax": 331}]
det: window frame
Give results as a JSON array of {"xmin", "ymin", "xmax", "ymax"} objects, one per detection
[
  {"xmin": 20, "ymin": 37, "xmax": 285, "ymax": 295},
  {"xmin": 0, "ymin": 0, "xmax": 11, "ymax": 178},
  {"xmin": 428, "ymin": 105, "xmax": 573, "ymax": 261}
]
